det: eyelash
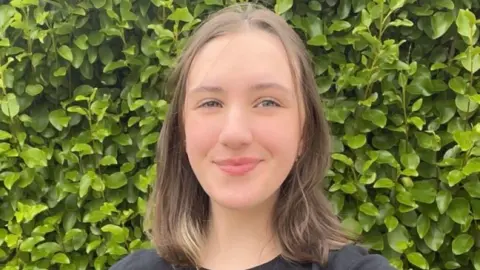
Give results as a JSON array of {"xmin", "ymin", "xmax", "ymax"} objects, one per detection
[{"xmin": 199, "ymin": 99, "xmax": 281, "ymax": 108}]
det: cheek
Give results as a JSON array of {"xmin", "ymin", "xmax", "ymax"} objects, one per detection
[
  {"xmin": 184, "ymin": 114, "xmax": 219, "ymax": 158},
  {"xmin": 253, "ymin": 114, "xmax": 302, "ymax": 158}
]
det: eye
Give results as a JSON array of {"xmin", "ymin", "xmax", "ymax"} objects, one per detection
[
  {"xmin": 199, "ymin": 100, "xmax": 222, "ymax": 108},
  {"xmin": 256, "ymin": 99, "xmax": 280, "ymax": 108}
]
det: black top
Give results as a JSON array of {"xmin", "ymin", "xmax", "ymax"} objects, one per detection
[{"xmin": 109, "ymin": 244, "xmax": 394, "ymax": 270}]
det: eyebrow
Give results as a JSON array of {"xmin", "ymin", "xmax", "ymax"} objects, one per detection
[{"xmin": 188, "ymin": 82, "xmax": 292, "ymax": 93}]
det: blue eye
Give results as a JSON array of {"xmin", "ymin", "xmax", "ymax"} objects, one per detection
[
  {"xmin": 200, "ymin": 100, "xmax": 222, "ymax": 108},
  {"xmin": 257, "ymin": 99, "xmax": 280, "ymax": 107}
]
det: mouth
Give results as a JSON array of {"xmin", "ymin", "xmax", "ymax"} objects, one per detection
[{"xmin": 213, "ymin": 157, "xmax": 262, "ymax": 176}]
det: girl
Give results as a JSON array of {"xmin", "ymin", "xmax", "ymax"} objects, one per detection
[{"xmin": 111, "ymin": 3, "xmax": 393, "ymax": 270}]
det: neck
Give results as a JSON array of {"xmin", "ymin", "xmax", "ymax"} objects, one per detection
[{"xmin": 200, "ymin": 196, "xmax": 281, "ymax": 270}]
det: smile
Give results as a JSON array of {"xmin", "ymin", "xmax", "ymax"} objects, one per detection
[{"xmin": 213, "ymin": 157, "xmax": 261, "ymax": 176}]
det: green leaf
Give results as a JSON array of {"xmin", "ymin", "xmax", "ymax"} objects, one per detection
[
  {"xmin": 412, "ymin": 98, "xmax": 423, "ymax": 112},
  {"xmin": 53, "ymin": 66, "xmax": 67, "ymax": 77},
  {"xmin": 449, "ymin": 77, "xmax": 467, "ymax": 94},
  {"xmin": 341, "ymin": 217, "xmax": 362, "ymax": 236},
  {"xmin": 100, "ymin": 156, "xmax": 117, "ymax": 166},
  {"xmin": 434, "ymin": 0, "xmax": 454, "ymax": 9},
  {"xmin": 444, "ymin": 261, "xmax": 461, "ymax": 269},
  {"xmin": 204, "ymin": 0, "xmax": 222, "ymax": 5},
  {"xmin": 0, "ymin": 130, "xmax": 12, "ymax": 140},
  {"xmin": 424, "ymin": 225, "xmax": 445, "ymax": 251},
  {"xmin": 17, "ymin": 202, "xmax": 48, "ymax": 223},
  {"xmin": 460, "ymin": 49, "xmax": 480, "ymax": 73},
  {"xmin": 307, "ymin": 34, "xmax": 328, "ymax": 46},
  {"xmin": 362, "ymin": 109, "xmax": 387, "ymax": 128},
  {"xmin": 91, "ymin": 99, "xmax": 109, "ymax": 120},
  {"xmin": 106, "ymin": 243, "xmax": 128, "ymax": 255},
  {"xmin": 326, "ymin": 107, "xmax": 350, "ymax": 124},
  {"xmin": 113, "ymin": 134, "xmax": 132, "ymax": 146},
  {"xmin": 417, "ymin": 214, "xmax": 430, "ymax": 239},
  {"xmin": 455, "ymin": 95, "xmax": 478, "ymax": 113},
  {"xmin": 79, "ymin": 173, "xmax": 93, "ymax": 198},
  {"xmin": 308, "ymin": 1, "xmax": 322, "ymax": 11},
  {"xmin": 385, "ymin": 216, "xmax": 399, "ymax": 232},
  {"xmin": 373, "ymin": 178, "xmax": 395, "ymax": 189},
  {"xmin": 86, "ymin": 240, "xmax": 102, "ymax": 254},
  {"xmin": 52, "ymin": 253, "xmax": 70, "ymax": 264},
  {"xmin": 407, "ymin": 252, "xmax": 429, "ymax": 270},
  {"xmin": 83, "ymin": 210, "xmax": 107, "ymax": 223},
  {"xmin": 447, "ymin": 197, "xmax": 470, "ymax": 224},
  {"xmin": 105, "ymin": 172, "xmax": 128, "ymax": 189},
  {"xmin": 387, "ymin": 224, "xmax": 410, "ymax": 253},
  {"xmin": 34, "ymin": 242, "xmax": 61, "ymax": 258},
  {"xmin": 74, "ymin": 34, "xmax": 88, "ymax": 50},
  {"xmin": 452, "ymin": 234, "xmax": 474, "ymax": 255},
  {"xmin": 167, "ymin": 7, "xmax": 193, "ymax": 22},
  {"xmin": 26, "ymin": 84, "xmax": 44, "ymax": 96},
  {"xmin": 140, "ymin": 65, "xmax": 160, "ymax": 83},
  {"xmin": 48, "ymin": 109, "xmax": 71, "ymax": 131},
  {"xmin": 401, "ymin": 153, "xmax": 420, "ymax": 170},
  {"xmin": 90, "ymin": 0, "xmax": 106, "ymax": 9},
  {"xmin": 415, "ymin": 132, "xmax": 441, "ymax": 151},
  {"xmin": 453, "ymin": 131, "xmax": 475, "ymax": 151},
  {"xmin": 88, "ymin": 32, "xmax": 104, "ymax": 46},
  {"xmin": 67, "ymin": 106, "xmax": 88, "ymax": 115},
  {"xmin": 340, "ymin": 182, "xmax": 357, "ymax": 194},
  {"xmin": 1, "ymin": 93, "xmax": 20, "ymax": 117},
  {"xmin": 329, "ymin": 20, "xmax": 351, "ymax": 32},
  {"xmin": 389, "ymin": 0, "xmax": 406, "ymax": 11},
  {"xmin": 431, "ymin": 11, "xmax": 455, "ymax": 39},
  {"xmin": 436, "ymin": 190, "xmax": 452, "ymax": 214},
  {"xmin": 101, "ymin": 224, "xmax": 127, "ymax": 242},
  {"xmin": 408, "ymin": 116, "xmax": 425, "ymax": 130},
  {"xmin": 274, "ymin": 0, "xmax": 293, "ymax": 14},
  {"xmin": 464, "ymin": 179, "xmax": 480, "ymax": 198},
  {"xmin": 19, "ymin": 236, "xmax": 44, "ymax": 252},
  {"xmin": 447, "ymin": 169, "xmax": 465, "ymax": 187},
  {"xmin": 3, "ymin": 172, "xmax": 19, "ymax": 190},
  {"xmin": 63, "ymin": 229, "xmax": 87, "ymax": 250},
  {"xmin": 20, "ymin": 148, "xmax": 47, "ymax": 168},
  {"xmin": 359, "ymin": 172, "xmax": 376, "ymax": 185},
  {"xmin": 473, "ymin": 250, "xmax": 480, "ymax": 270},
  {"xmin": 99, "ymin": 44, "xmax": 114, "ymax": 65},
  {"xmin": 456, "ymin": 9, "xmax": 477, "ymax": 40},
  {"xmin": 72, "ymin": 143, "xmax": 94, "ymax": 156},
  {"xmin": 397, "ymin": 191, "xmax": 417, "ymax": 207},
  {"xmin": 58, "ymin": 45, "xmax": 73, "ymax": 62},
  {"xmin": 359, "ymin": 202, "xmax": 379, "ymax": 217},
  {"xmin": 103, "ymin": 60, "xmax": 127, "ymax": 73},
  {"xmin": 331, "ymin": 153, "xmax": 353, "ymax": 166},
  {"xmin": 337, "ymin": 0, "xmax": 350, "ymax": 19},
  {"xmin": 343, "ymin": 134, "xmax": 366, "ymax": 149}
]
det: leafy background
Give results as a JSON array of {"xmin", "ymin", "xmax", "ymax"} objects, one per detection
[{"xmin": 0, "ymin": 0, "xmax": 479, "ymax": 269}]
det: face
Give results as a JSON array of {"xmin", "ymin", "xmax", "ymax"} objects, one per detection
[{"xmin": 183, "ymin": 29, "xmax": 303, "ymax": 210}]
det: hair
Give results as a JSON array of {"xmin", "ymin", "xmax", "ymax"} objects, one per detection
[{"xmin": 144, "ymin": 2, "xmax": 353, "ymax": 267}]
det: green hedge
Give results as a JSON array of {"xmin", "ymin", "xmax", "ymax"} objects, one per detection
[{"xmin": 0, "ymin": 0, "xmax": 479, "ymax": 269}]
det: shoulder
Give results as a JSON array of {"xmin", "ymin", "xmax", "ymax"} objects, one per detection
[
  {"xmin": 108, "ymin": 249, "xmax": 173, "ymax": 270},
  {"xmin": 326, "ymin": 244, "xmax": 394, "ymax": 270}
]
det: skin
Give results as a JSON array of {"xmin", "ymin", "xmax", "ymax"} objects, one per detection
[{"xmin": 183, "ymin": 29, "xmax": 304, "ymax": 269}]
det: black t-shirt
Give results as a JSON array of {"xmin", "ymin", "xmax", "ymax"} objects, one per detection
[{"xmin": 109, "ymin": 244, "xmax": 394, "ymax": 270}]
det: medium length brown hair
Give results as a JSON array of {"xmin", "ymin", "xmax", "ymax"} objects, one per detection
[{"xmin": 145, "ymin": 2, "xmax": 352, "ymax": 267}]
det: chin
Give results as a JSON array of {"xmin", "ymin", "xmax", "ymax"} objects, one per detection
[{"xmin": 208, "ymin": 188, "xmax": 278, "ymax": 211}]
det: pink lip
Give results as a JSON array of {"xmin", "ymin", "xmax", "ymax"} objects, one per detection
[{"xmin": 214, "ymin": 157, "xmax": 261, "ymax": 176}]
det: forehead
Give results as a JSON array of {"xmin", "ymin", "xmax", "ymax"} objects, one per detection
[{"xmin": 186, "ymin": 30, "xmax": 295, "ymax": 91}]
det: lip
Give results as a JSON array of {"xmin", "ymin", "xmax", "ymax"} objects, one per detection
[{"xmin": 213, "ymin": 157, "xmax": 261, "ymax": 176}]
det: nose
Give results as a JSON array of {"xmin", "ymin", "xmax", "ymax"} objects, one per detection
[{"xmin": 218, "ymin": 107, "xmax": 253, "ymax": 149}]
